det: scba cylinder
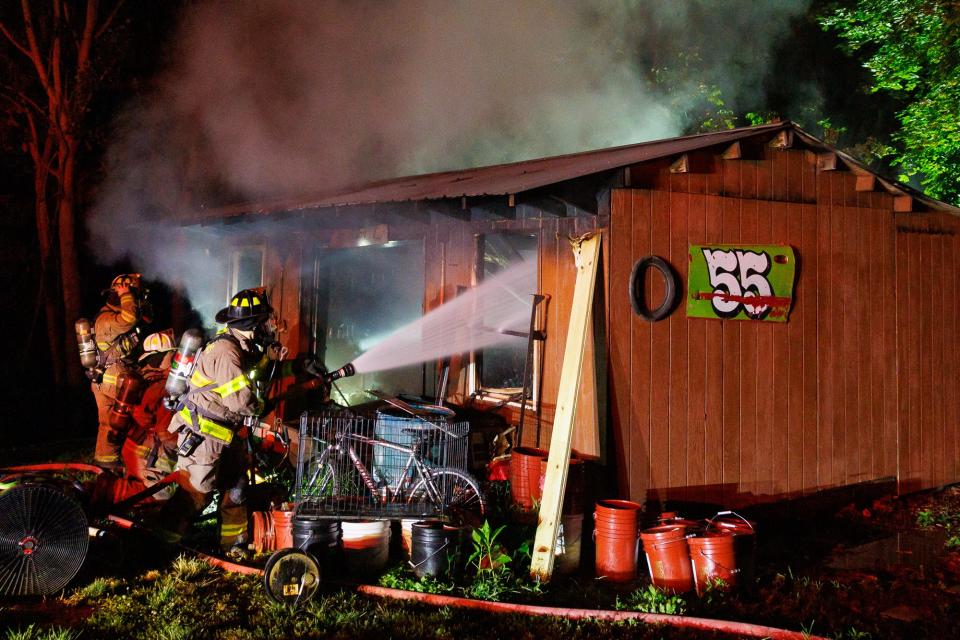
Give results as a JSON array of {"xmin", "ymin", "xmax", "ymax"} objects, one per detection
[
  {"xmin": 75, "ymin": 318, "xmax": 99, "ymax": 370},
  {"xmin": 164, "ymin": 329, "xmax": 204, "ymax": 399},
  {"xmin": 108, "ymin": 373, "xmax": 145, "ymax": 430}
]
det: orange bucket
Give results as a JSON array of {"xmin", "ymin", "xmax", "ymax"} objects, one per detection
[
  {"xmin": 707, "ymin": 511, "xmax": 755, "ymax": 584},
  {"xmin": 271, "ymin": 508, "xmax": 295, "ymax": 550},
  {"xmin": 510, "ymin": 447, "xmax": 547, "ymax": 509},
  {"xmin": 689, "ymin": 532, "xmax": 738, "ymax": 595},
  {"xmin": 641, "ymin": 524, "xmax": 694, "ymax": 593},
  {"xmin": 594, "ymin": 499, "xmax": 642, "ymax": 583}
]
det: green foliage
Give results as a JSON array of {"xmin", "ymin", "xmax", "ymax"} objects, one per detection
[
  {"xmin": 378, "ymin": 564, "xmax": 456, "ymax": 595},
  {"xmin": 4, "ymin": 627, "xmax": 77, "ymax": 640},
  {"xmin": 468, "ymin": 521, "xmax": 511, "ymax": 572},
  {"xmin": 648, "ymin": 51, "xmax": 739, "ymax": 133},
  {"xmin": 615, "ymin": 584, "xmax": 688, "ymax": 615},
  {"xmin": 916, "ymin": 509, "xmax": 936, "ymax": 527},
  {"xmin": 821, "ymin": 0, "xmax": 960, "ymax": 204}
]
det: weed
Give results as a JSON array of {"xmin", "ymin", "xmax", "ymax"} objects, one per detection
[
  {"xmin": 4, "ymin": 626, "xmax": 77, "ymax": 640},
  {"xmin": 379, "ymin": 564, "xmax": 456, "ymax": 594},
  {"xmin": 916, "ymin": 509, "xmax": 936, "ymax": 527},
  {"xmin": 62, "ymin": 576, "xmax": 122, "ymax": 605},
  {"xmin": 468, "ymin": 520, "xmax": 511, "ymax": 571},
  {"xmin": 946, "ymin": 535, "xmax": 960, "ymax": 549},
  {"xmin": 615, "ymin": 585, "xmax": 688, "ymax": 615},
  {"xmin": 838, "ymin": 628, "xmax": 873, "ymax": 639}
]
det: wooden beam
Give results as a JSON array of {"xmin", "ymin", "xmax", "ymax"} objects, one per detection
[
  {"xmin": 670, "ymin": 153, "xmax": 690, "ymax": 173},
  {"xmin": 769, "ymin": 129, "xmax": 793, "ymax": 150},
  {"xmin": 530, "ymin": 232, "xmax": 601, "ymax": 583},
  {"xmin": 894, "ymin": 194, "xmax": 913, "ymax": 212},
  {"xmin": 721, "ymin": 142, "xmax": 741, "ymax": 160},
  {"xmin": 817, "ymin": 152, "xmax": 838, "ymax": 171},
  {"xmin": 855, "ymin": 175, "xmax": 877, "ymax": 192}
]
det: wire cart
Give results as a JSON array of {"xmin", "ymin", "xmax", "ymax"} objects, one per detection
[{"xmin": 293, "ymin": 408, "xmax": 485, "ymax": 522}]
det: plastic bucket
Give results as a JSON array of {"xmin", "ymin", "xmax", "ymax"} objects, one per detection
[
  {"xmin": 689, "ymin": 532, "xmax": 738, "ymax": 595},
  {"xmin": 555, "ymin": 513, "xmax": 584, "ymax": 575},
  {"xmin": 375, "ymin": 405, "xmax": 455, "ymax": 486},
  {"xmin": 342, "ymin": 520, "xmax": 391, "ymax": 577},
  {"xmin": 707, "ymin": 511, "xmax": 756, "ymax": 584},
  {"xmin": 410, "ymin": 521, "xmax": 451, "ymax": 579},
  {"xmin": 510, "ymin": 447, "xmax": 547, "ymax": 509},
  {"xmin": 640, "ymin": 524, "xmax": 694, "ymax": 593},
  {"xmin": 293, "ymin": 517, "xmax": 342, "ymax": 568},
  {"xmin": 400, "ymin": 518, "xmax": 419, "ymax": 558},
  {"xmin": 537, "ymin": 457, "xmax": 586, "ymax": 515},
  {"xmin": 271, "ymin": 508, "xmax": 295, "ymax": 550},
  {"xmin": 594, "ymin": 499, "xmax": 642, "ymax": 582}
]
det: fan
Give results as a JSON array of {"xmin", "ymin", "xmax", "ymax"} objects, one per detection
[{"xmin": 0, "ymin": 483, "xmax": 89, "ymax": 595}]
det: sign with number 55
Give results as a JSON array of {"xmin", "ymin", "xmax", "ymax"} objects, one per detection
[{"xmin": 687, "ymin": 244, "xmax": 796, "ymax": 322}]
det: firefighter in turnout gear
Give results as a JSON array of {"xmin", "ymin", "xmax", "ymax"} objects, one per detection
[
  {"xmin": 91, "ymin": 274, "xmax": 146, "ymax": 469},
  {"xmin": 121, "ymin": 330, "xmax": 178, "ymax": 501},
  {"xmin": 160, "ymin": 289, "xmax": 281, "ymax": 557}
]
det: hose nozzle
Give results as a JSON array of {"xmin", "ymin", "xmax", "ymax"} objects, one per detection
[{"xmin": 324, "ymin": 362, "xmax": 356, "ymax": 382}]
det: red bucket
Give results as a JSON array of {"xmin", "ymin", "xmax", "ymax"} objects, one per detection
[
  {"xmin": 510, "ymin": 447, "xmax": 547, "ymax": 509},
  {"xmin": 640, "ymin": 524, "xmax": 694, "ymax": 593},
  {"xmin": 706, "ymin": 511, "xmax": 756, "ymax": 584},
  {"xmin": 689, "ymin": 532, "xmax": 738, "ymax": 595}
]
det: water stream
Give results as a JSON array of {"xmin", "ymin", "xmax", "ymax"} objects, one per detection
[{"xmin": 350, "ymin": 259, "xmax": 536, "ymax": 374}]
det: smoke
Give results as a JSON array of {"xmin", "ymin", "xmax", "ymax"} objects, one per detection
[{"xmin": 89, "ymin": 0, "xmax": 810, "ymax": 323}]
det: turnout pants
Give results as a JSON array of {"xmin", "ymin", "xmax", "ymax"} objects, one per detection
[
  {"xmin": 121, "ymin": 435, "xmax": 177, "ymax": 501},
  {"xmin": 92, "ymin": 383, "xmax": 122, "ymax": 468},
  {"xmin": 161, "ymin": 427, "xmax": 249, "ymax": 551}
]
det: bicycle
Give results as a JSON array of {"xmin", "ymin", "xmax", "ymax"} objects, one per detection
[{"xmin": 294, "ymin": 410, "xmax": 485, "ymax": 524}]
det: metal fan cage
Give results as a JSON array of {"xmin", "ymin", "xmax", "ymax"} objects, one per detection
[{"xmin": 0, "ymin": 483, "xmax": 89, "ymax": 596}]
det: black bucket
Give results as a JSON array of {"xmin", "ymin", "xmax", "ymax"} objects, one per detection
[
  {"xmin": 410, "ymin": 521, "xmax": 464, "ymax": 579},
  {"xmin": 293, "ymin": 517, "xmax": 342, "ymax": 569}
]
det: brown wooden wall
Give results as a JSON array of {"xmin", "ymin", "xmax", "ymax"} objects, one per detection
[{"xmin": 608, "ymin": 147, "xmax": 960, "ymax": 506}]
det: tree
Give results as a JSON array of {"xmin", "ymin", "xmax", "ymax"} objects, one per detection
[
  {"xmin": 821, "ymin": 0, "xmax": 960, "ymax": 205},
  {"xmin": 0, "ymin": 0, "xmax": 126, "ymax": 386}
]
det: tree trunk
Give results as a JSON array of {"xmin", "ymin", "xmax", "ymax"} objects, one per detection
[
  {"xmin": 34, "ymin": 171, "xmax": 64, "ymax": 388},
  {"xmin": 58, "ymin": 140, "xmax": 82, "ymax": 386}
]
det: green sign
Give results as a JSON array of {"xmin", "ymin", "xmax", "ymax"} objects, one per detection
[{"xmin": 687, "ymin": 244, "xmax": 796, "ymax": 322}]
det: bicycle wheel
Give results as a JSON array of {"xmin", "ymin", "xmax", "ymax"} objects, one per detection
[{"xmin": 408, "ymin": 469, "xmax": 485, "ymax": 525}]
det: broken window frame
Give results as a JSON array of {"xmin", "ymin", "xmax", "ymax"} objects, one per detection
[{"xmin": 469, "ymin": 231, "xmax": 542, "ymax": 406}]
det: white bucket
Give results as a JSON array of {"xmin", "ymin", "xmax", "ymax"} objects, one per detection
[
  {"xmin": 342, "ymin": 520, "xmax": 391, "ymax": 576},
  {"xmin": 400, "ymin": 519, "xmax": 419, "ymax": 559},
  {"xmin": 555, "ymin": 513, "xmax": 584, "ymax": 575}
]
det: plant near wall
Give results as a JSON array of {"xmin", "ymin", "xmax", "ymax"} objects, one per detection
[{"xmin": 615, "ymin": 585, "xmax": 688, "ymax": 615}]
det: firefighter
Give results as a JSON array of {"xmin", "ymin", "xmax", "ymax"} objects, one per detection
[
  {"xmin": 121, "ymin": 330, "xmax": 178, "ymax": 501},
  {"xmin": 160, "ymin": 288, "xmax": 322, "ymax": 558},
  {"xmin": 90, "ymin": 273, "xmax": 147, "ymax": 469}
]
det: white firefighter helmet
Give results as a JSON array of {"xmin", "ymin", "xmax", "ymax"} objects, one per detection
[{"xmin": 142, "ymin": 329, "xmax": 175, "ymax": 353}]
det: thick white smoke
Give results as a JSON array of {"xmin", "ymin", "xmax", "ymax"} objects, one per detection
[{"xmin": 89, "ymin": 0, "xmax": 810, "ymax": 321}]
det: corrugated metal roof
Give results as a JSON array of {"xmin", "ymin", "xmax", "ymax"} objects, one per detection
[{"xmin": 190, "ymin": 121, "xmax": 959, "ymax": 220}]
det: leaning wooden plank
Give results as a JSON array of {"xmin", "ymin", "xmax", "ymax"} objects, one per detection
[{"xmin": 530, "ymin": 232, "xmax": 602, "ymax": 582}]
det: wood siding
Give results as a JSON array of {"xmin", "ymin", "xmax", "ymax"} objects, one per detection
[{"xmin": 609, "ymin": 148, "xmax": 960, "ymax": 505}]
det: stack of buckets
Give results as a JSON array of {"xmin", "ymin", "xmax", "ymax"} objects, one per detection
[
  {"xmin": 595, "ymin": 505, "xmax": 755, "ymax": 595},
  {"xmin": 509, "ymin": 447, "xmax": 586, "ymax": 574}
]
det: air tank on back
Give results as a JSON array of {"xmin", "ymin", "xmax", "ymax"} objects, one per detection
[
  {"xmin": 75, "ymin": 318, "xmax": 99, "ymax": 370},
  {"xmin": 164, "ymin": 329, "xmax": 204, "ymax": 403}
]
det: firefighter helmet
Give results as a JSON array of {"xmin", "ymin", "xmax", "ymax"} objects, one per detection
[
  {"xmin": 101, "ymin": 273, "xmax": 142, "ymax": 297},
  {"xmin": 143, "ymin": 329, "xmax": 175, "ymax": 353},
  {"xmin": 215, "ymin": 288, "xmax": 273, "ymax": 324}
]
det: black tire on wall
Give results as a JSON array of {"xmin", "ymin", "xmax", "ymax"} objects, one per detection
[{"xmin": 629, "ymin": 255, "xmax": 682, "ymax": 322}]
